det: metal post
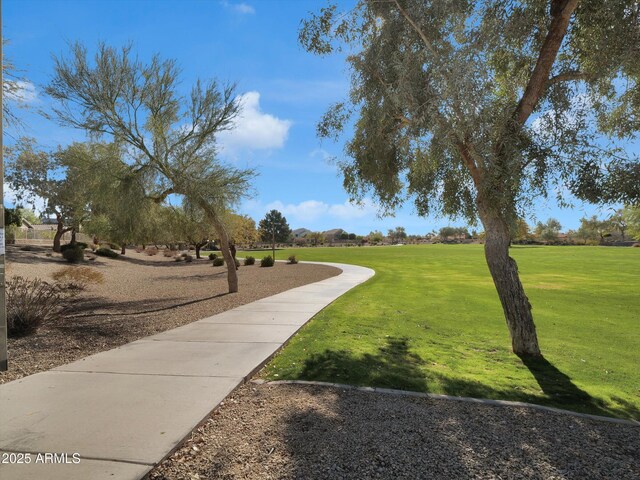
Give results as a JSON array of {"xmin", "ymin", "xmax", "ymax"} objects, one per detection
[
  {"xmin": 271, "ymin": 227, "xmax": 275, "ymax": 261},
  {"xmin": 0, "ymin": 18, "xmax": 9, "ymax": 371}
]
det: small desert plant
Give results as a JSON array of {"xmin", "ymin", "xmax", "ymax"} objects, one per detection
[
  {"xmin": 287, "ymin": 255, "xmax": 298, "ymax": 264},
  {"xmin": 6, "ymin": 276, "xmax": 72, "ymax": 337},
  {"xmin": 135, "ymin": 246, "xmax": 144, "ymax": 253},
  {"xmin": 60, "ymin": 242, "xmax": 88, "ymax": 253},
  {"xmin": 260, "ymin": 255, "xmax": 274, "ymax": 267},
  {"xmin": 244, "ymin": 256, "xmax": 255, "ymax": 266},
  {"xmin": 62, "ymin": 246, "xmax": 85, "ymax": 263},
  {"xmin": 212, "ymin": 257, "xmax": 225, "ymax": 266},
  {"xmin": 184, "ymin": 254, "xmax": 194, "ymax": 262},
  {"xmin": 163, "ymin": 248, "xmax": 176, "ymax": 257},
  {"xmin": 52, "ymin": 266, "xmax": 105, "ymax": 290},
  {"xmin": 145, "ymin": 247, "xmax": 159, "ymax": 256},
  {"xmin": 90, "ymin": 243, "xmax": 98, "ymax": 251},
  {"xmin": 208, "ymin": 253, "xmax": 217, "ymax": 260},
  {"xmin": 95, "ymin": 247, "xmax": 119, "ymax": 258}
]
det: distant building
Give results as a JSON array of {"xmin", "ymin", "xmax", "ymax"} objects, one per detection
[
  {"xmin": 323, "ymin": 228, "xmax": 345, "ymax": 241},
  {"xmin": 292, "ymin": 228, "xmax": 311, "ymax": 239}
]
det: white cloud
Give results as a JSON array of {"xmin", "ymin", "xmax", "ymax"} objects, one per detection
[
  {"xmin": 4, "ymin": 182, "xmax": 47, "ymax": 213},
  {"xmin": 221, "ymin": 1, "xmax": 255, "ymax": 14},
  {"xmin": 218, "ymin": 91, "xmax": 292, "ymax": 155},
  {"xmin": 5, "ymin": 80, "xmax": 38, "ymax": 103},
  {"xmin": 246, "ymin": 198, "xmax": 378, "ymax": 224}
]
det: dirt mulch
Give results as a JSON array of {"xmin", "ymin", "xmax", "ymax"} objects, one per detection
[
  {"xmin": 150, "ymin": 382, "xmax": 639, "ymax": 480},
  {"xmin": 1, "ymin": 245, "xmax": 340, "ymax": 384}
]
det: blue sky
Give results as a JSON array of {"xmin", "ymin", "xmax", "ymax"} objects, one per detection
[{"xmin": 3, "ymin": 0, "xmax": 622, "ymax": 234}]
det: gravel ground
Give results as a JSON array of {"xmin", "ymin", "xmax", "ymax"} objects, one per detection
[
  {"xmin": 1, "ymin": 245, "xmax": 339, "ymax": 384},
  {"xmin": 150, "ymin": 382, "xmax": 639, "ymax": 480}
]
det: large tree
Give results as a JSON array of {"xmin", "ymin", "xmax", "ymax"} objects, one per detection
[
  {"xmin": 5, "ymin": 138, "xmax": 93, "ymax": 252},
  {"xmin": 46, "ymin": 43, "xmax": 254, "ymax": 293},
  {"xmin": 259, "ymin": 209, "xmax": 291, "ymax": 259},
  {"xmin": 300, "ymin": 1, "xmax": 640, "ymax": 356}
]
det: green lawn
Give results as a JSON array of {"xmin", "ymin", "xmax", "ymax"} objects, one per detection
[{"xmin": 239, "ymin": 245, "xmax": 640, "ymax": 420}]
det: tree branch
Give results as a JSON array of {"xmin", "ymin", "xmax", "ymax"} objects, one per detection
[
  {"xmin": 547, "ymin": 70, "xmax": 590, "ymax": 86},
  {"xmin": 514, "ymin": 0, "xmax": 579, "ymax": 125}
]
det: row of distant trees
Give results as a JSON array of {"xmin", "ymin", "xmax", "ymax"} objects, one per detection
[{"xmin": 513, "ymin": 208, "xmax": 640, "ymax": 244}]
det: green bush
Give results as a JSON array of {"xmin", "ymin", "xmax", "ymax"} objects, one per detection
[
  {"xmin": 95, "ymin": 247, "xmax": 119, "ymax": 258},
  {"xmin": 212, "ymin": 257, "xmax": 225, "ymax": 266},
  {"xmin": 287, "ymin": 255, "xmax": 298, "ymax": 264},
  {"xmin": 60, "ymin": 242, "xmax": 88, "ymax": 253},
  {"xmin": 62, "ymin": 246, "xmax": 84, "ymax": 263},
  {"xmin": 244, "ymin": 256, "xmax": 255, "ymax": 266},
  {"xmin": 208, "ymin": 253, "xmax": 217, "ymax": 260},
  {"xmin": 6, "ymin": 277, "xmax": 71, "ymax": 337},
  {"xmin": 261, "ymin": 255, "xmax": 274, "ymax": 267}
]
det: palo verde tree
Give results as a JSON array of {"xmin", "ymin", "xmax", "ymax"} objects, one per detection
[
  {"xmin": 300, "ymin": 1, "xmax": 640, "ymax": 356},
  {"xmin": 166, "ymin": 205, "xmax": 215, "ymax": 259},
  {"xmin": 46, "ymin": 43, "xmax": 254, "ymax": 292},
  {"xmin": 76, "ymin": 142, "xmax": 159, "ymax": 253}
]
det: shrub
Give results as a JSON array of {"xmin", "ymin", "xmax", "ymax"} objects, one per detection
[
  {"xmin": 261, "ymin": 255, "xmax": 274, "ymax": 267},
  {"xmin": 145, "ymin": 247, "xmax": 159, "ymax": 256},
  {"xmin": 52, "ymin": 266, "xmax": 105, "ymax": 290},
  {"xmin": 135, "ymin": 246, "xmax": 144, "ymax": 253},
  {"xmin": 287, "ymin": 255, "xmax": 298, "ymax": 264},
  {"xmin": 208, "ymin": 253, "xmax": 217, "ymax": 260},
  {"xmin": 244, "ymin": 256, "xmax": 255, "ymax": 266},
  {"xmin": 184, "ymin": 254, "xmax": 193, "ymax": 263},
  {"xmin": 62, "ymin": 246, "xmax": 84, "ymax": 263},
  {"xmin": 212, "ymin": 257, "xmax": 225, "ymax": 266},
  {"xmin": 60, "ymin": 242, "xmax": 88, "ymax": 253},
  {"xmin": 164, "ymin": 249, "xmax": 176, "ymax": 257},
  {"xmin": 175, "ymin": 256, "xmax": 184, "ymax": 262},
  {"xmin": 95, "ymin": 247, "xmax": 119, "ymax": 258},
  {"xmin": 6, "ymin": 276, "xmax": 71, "ymax": 337}
]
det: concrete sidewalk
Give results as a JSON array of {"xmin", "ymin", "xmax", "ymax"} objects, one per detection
[{"xmin": 0, "ymin": 262, "xmax": 374, "ymax": 480}]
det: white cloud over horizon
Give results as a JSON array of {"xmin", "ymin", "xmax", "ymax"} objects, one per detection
[
  {"xmin": 243, "ymin": 197, "xmax": 379, "ymax": 225},
  {"xmin": 218, "ymin": 91, "xmax": 292, "ymax": 156}
]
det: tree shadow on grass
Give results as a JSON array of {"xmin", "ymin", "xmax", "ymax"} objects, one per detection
[
  {"xmin": 518, "ymin": 354, "xmax": 601, "ymax": 409},
  {"xmin": 296, "ymin": 338, "xmax": 638, "ymax": 420},
  {"xmin": 300, "ymin": 337, "xmax": 428, "ymax": 392}
]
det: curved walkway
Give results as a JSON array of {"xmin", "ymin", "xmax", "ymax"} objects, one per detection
[{"xmin": 0, "ymin": 262, "xmax": 375, "ymax": 480}]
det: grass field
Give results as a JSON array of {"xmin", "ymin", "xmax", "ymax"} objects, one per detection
[{"xmin": 240, "ymin": 245, "xmax": 639, "ymax": 420}]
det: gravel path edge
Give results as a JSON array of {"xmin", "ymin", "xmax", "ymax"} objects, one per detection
[{"xmin": 262, "ymin": 380, "xmax": 640, "ymax": 426}]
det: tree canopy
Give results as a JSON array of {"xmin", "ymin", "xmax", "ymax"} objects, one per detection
[
  {"xmin": 300, "ymin": 0, "xmax": 640, "ymax": 356},
  {"xmin": 259, "ymin": 210, "xmax": 292, "ymax": 243},
  {"xmin": 45, "ymin": 42, "xmax": 255, "ymax": 292}
]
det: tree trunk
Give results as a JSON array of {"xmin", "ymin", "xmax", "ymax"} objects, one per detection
[
  {"xmin": 70, "ymin": 228, "xmax": 77, "ymax": 245},
  {"xmin": 200, "ymin": 204, "xmax": 238, "ymax": 293},
  {"xmin": 480, "ymin": 208, "xmax": 541, "ymax": 357},
  {"xmin": 230, "ymin": 243, "xmax": 238, "ymax": 270},
  {"xmin": 195, "ymin": 243, "xmax": 202, "ymax": 259},
  {"xmin": 121, "ymin": 244, "xmax": 126, "ymax": 255},
  {"xmin": 53, "ymin": 216, "xmax": 71, "ymax": 253}
]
